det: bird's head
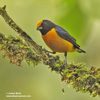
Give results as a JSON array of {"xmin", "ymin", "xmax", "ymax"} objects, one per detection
[{"xmin": 36, "ymin": 20, "xmax": 55, "ymax": 35}]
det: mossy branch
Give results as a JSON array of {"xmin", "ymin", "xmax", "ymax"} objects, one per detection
[{"xmin": 0, "ymin": 6, "xmax": 100, "ymax": 97}]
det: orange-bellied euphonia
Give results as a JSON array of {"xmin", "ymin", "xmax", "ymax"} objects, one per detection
[{"xmin": 36, "ymin": 20, "xmax": 86, "ymax": 65}]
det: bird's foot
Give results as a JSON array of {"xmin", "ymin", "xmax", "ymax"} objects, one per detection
[
  {"xmin": 64, "ymin": 59, "xmax": 67, "ymax": 66},
  {"xmin": 52, "ymin": 52, "xmax": 56, "ymax": 54},
  {"xmin": 47, "ymin": 51, "xmax": 56, "ymax": 54}
]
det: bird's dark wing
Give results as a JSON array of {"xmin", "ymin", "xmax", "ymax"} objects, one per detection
[{"xmin": 55, "ymin": 25, "xmax": 80, "ymax": 48}]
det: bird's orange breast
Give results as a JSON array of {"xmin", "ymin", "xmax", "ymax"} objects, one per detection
[{"xmin": 42, "ymin": 28, "xmax": 76, "ymax": 52}]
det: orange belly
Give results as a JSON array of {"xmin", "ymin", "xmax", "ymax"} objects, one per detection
[{"xmin": 42, "ymin": 28, "xmax": 77, "ymax": 52}]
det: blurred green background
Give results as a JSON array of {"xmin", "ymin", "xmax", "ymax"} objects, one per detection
[{"xmin": 0, "ymin": 0, "xmax": 100, "ymax": 100}]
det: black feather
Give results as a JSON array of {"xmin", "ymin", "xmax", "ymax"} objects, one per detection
[{"xmin": 55, "ymin": 25, "xmax": 80, "ymax": 49}]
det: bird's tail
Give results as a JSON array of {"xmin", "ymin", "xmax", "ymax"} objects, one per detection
[{"xmin": 77, "ymin": 48, "xmax": 86, "ymax": 53}]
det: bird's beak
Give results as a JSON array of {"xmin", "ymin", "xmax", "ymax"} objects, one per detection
[{"xmin": 37, "ymin": 26, "xmax": 43, "ymax": 30}]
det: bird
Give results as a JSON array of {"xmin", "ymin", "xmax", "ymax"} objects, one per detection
[{"xmin": 36, "ymin": 20, "xmax": 86, "ymax": 65}]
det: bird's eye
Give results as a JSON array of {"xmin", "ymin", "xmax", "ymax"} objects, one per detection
[{"xmin": 43, "ymin": 22, "xmax": 46, "ymax": 25}]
